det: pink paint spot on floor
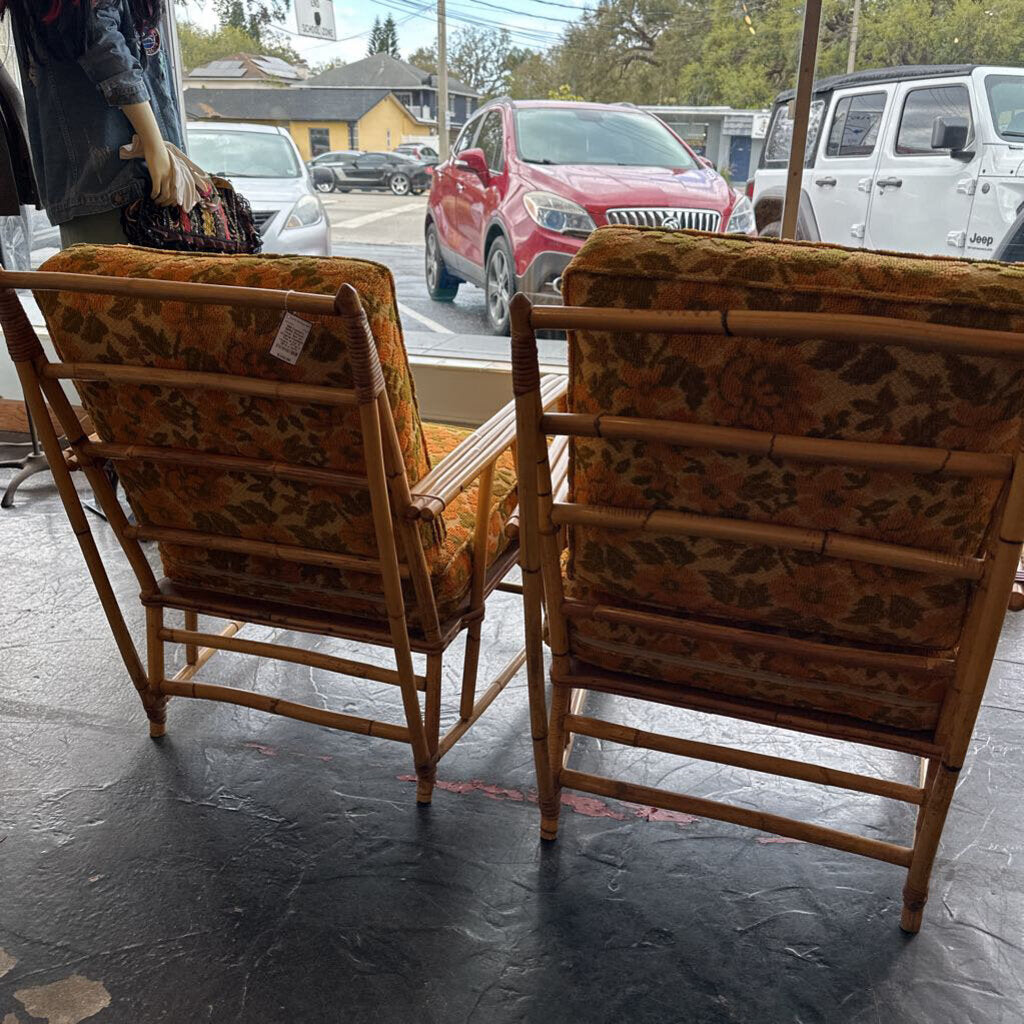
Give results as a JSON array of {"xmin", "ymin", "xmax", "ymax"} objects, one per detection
[
  {"xmin": 629, "ymin": 804, "xmax": 699, "ymax": 826},
  {"xmin": 560, "ymin": 792, "xmax": 628, "ymax": 820},
  {"xmin": 396, "ymin": 775, "xmax": 527, "ymax": 802},
  {"xmin": 757, "ymin": 836, "xmax": 804, "ymax": 845},
  {"xmin": 244, "ymin": 743, "xmax": 278, "ymax": 757}
]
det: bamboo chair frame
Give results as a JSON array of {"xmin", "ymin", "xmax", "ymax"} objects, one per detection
[
  {"xmin": 510, "ymin": 294, "xmax": 1024, "ymax": 933},
  {"xmin": 0, "ymin": 270, "xmax": 565, "ymax": 805}
]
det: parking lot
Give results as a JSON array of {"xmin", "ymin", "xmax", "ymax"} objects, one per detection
[{"xmin": 323, "ymin": 192, "xmax": 491, "ymax": 338}]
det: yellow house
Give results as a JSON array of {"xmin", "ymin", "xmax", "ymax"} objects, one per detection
[{"xmin": 184, "ymin": 87, "xmax": 426, "ymax": 159}]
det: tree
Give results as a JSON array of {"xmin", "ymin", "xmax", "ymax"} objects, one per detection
[
  {"xmin": 177, "ymin": 20, "xmax": 301, "ymax": 72},
  {"xmin": 212, "ymin": 0, "xmax": 290, "ymax": 45},
  {"xmin": 369, "ymin": 14, "xmax": 400, "ymax": 57},
  {"xmin": 406, "ymin": 28, "xmax": 540, "ymax": 97}
]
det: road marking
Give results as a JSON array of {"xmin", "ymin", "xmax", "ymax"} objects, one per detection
[
  {"xmin": 399, "ymin": 302, "xmax": 454, "ymax": 334},
  {"xmin": 334, "ymin": 201, "xmax": 423, "ymax": 230}
]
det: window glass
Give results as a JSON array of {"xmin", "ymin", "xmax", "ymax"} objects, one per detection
[
  {"xmin": 358, "ymin": 154, "xmax": 386, "ymax": 167},
  {"xmin": 985, "ymin": 74, "xmax": 1024, "ymax": 140},
  {"xmin": 477, "ymin": 111, "xmax": 505, "ymax": 172},
  {"xmin": 825, "ymin": 92, "xmax": 887, "ymax": 157},
  {"xmin": 308, "ymin": 127, "xmax": 330, "ymax": 158},
  {"xmin": 515, "ymin": 108, "xmax": 696, "ymax": 168},
  {"xmin": 186, "ymin": 128, "xmax": 301, "ymax": 178},
  {"xmin": 896, "ymin": 85, "xmax": 972, "ymax": 154},
  {"xmin": 763, "ymin": 98, "xmax": 826, "ymax": 166},
  {"xmin": 453, "ymin": 117, "xmax": 481, "ymax": 156}
]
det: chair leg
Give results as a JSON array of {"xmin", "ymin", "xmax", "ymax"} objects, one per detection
[
  {"xmin": 902, "ymin": 762, "xmax": 959, "ymax": 933},
  {"xmin": 541, "ymin": 683, "xmax": 572, "ymax": 840},
  {"xmin": 418, "ymin": 654, "xmax": 443, "ymax": 804},
  {"xmin": 460, "ymin": 619, "xmax": 483, "ymax": 720},
  {"xmin": 184, "ymin": 610, "xmax": 199, "ymax": 666},
  {"xmin": 145, "ymin": 607, "xmax": 167, "ymax": 738}
]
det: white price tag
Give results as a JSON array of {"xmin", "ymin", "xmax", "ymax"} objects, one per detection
[{"xmin": 270, "ymin": 313, "xmax": 312, "ymax": 365}]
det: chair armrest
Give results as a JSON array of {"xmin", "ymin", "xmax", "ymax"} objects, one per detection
[
  {"xmin": 506, "ymin": 432, "xmax": 569, "ymax": 542},
  {"xmin": 409, "ymin": 373, "xmax": 566, "ymax": 522}
]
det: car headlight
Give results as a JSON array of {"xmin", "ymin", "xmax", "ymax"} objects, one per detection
[
  {"xmin": 725, "ymin": 194, "xmax": 756, "ymax": 235},
  {"xmin": 284, "ymin": 194, "xmax": 324, "ymax": 231},
  {"xmin": 523, "ymin": 191, "xmax": 596, "ymax": 236}
]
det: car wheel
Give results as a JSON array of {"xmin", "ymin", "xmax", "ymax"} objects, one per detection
[
  {"xmin": 412, "ymin": 187, "xmax": 425, "ymax": 196},
  {"xmin": 0, "ymin": 210, "xmax": 31, "ymax": 271},
  {"xmin": 425, "ymin": 223, "xmax": 460, "ymax": 302},
  {"xmin": 389, "ymin": 173, "xmax": 411, "ymax": 196},
  {"xmin": 315, "ymin": 178, "xmax": 334, "ymax": 193},
  {"xmin": 485, "ymin": 236, "xmax": 514, "ymax": 336},
  {"xmin": 759, "ymin": 220, "xmax": 808, "ymax": 241}
]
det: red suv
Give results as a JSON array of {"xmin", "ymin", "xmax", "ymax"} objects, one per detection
[{"xmin": 425, "ymin": 99, "xmax": 755, "ymax": 333}]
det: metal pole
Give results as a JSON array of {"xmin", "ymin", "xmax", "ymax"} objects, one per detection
[
  {"xmin": 847, "ymin": 0, "xmax": 862, "ymax": 73},
  {"xmin": 437, "ymin": 0, "xmax": 450, "ymax": 161},
  {"xmin": 781, "ymin": 0, "xmax": 823, "ymax": 240}
]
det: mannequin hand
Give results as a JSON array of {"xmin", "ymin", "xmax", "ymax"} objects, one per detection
[{"xmin": 144, "ymin": 138, "xmax": 175, "ymax": 206}]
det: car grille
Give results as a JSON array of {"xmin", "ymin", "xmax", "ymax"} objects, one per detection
[
  {"xmin": 252, "ymin": 210, "xmax": 277, "ymax": 235},
  {"xmin": 605, "ymin": 207, "xmax": 722, "ymax": 232}
]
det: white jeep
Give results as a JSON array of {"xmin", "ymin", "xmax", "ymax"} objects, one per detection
[{"xmin": 752, "ymin": 64, "xmax": 1024, "ymax": 261}]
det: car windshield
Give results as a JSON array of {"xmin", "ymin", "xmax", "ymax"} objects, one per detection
[
  {"xmin": 186, "ymin": 129, "xmax": 302, "ymax": 178},
  {"xmin": 985, "ymin": 74, "xmax": 1024, "ymax": 139},
  {"xmin": 514, "ymin": 107, "xmax": 697, "ymax": 168}
]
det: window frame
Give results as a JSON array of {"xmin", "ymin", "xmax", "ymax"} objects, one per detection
[
  {"xmin": 308, "ymin": 126, "xmax": 331, "ymax": 158},
  {"xmin": 893, "ymin": 82, "xmax": 974, "ymax": 158}
]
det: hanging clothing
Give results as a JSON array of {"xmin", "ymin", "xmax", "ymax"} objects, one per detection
[
  {"xmin": 9, "ymin": 0, "xmax": 183, "ymax": 225},
  {"xmin": 0, "ymin": 61, "xmax": 38, "ymax": 216}
]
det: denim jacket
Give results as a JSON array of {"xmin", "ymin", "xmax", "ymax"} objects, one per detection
[{"xmin": 11, "ymin": 0, "xmax": 183, "ymax": 224}]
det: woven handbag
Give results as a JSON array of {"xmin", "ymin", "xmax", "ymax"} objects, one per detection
[{"xmin": 120, "ymin": 176, "xmax": 263, "ymax": 255}]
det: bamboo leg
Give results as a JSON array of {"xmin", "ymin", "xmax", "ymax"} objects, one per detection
[
  {"xmin": 184, "ymin": 610, "xmax": 199, "ymax": 666},
  {"xmin": 10, "ymin": 359, "xmax": 167, "ymax": 733},
  {"xmin": 146, "ymin": 607, "xmax": 167, "ymax": 738},
  {"xmin": 420, "ymin": 653, "xmax": 443, "ymax": 803},
  {"xmin": 461, "ymin": 463, "xmax": 495, "ymax": 719},
  {"xmin": 902, "ymin": 764, "xmax": 959, "ymax": 933}
]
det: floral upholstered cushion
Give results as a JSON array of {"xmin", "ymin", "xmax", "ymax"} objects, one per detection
[
  {"xmin": 559, "ymin": 229, "xmax": 1024, "ymax": 730},
  {"xmin": 36, "ymin": 245, "xmax": 515, "ymax": 627}
]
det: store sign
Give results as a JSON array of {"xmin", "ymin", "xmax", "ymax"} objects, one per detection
[
  {"xmin": 294, "ymin": 0, "xmax": 336, "ymax": 40},
  {"xmin": 751, "ymin": 113, "xmax": 771, "ymax": 140}
]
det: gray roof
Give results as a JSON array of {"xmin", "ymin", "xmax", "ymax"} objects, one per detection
[
  {"xmin": 185, "ymin": 87, "xmax": 393, "ymax": 122},
  {"xmin": 187, "ymin": 53, "xmax": 306, "ymax": 82},
  {"xmin": 308, "ymin": 53, "xmax": 477, "ymax": 97}
]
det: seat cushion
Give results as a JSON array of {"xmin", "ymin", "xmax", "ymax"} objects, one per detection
[
  {"xmin": 36, "ymin": 246, "xmax": 516, "ymax": 629},
  {"xmin": 143, "ymin": 421, "xmax": 518, "ymax": 628},
  {"xmin": 558, "ymin": 228, "xmax": 1024, "ymax": 730}
]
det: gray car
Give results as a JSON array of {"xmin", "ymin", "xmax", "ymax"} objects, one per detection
[{"xmin": 186, "ymin": 122, "xmax": 331, "ymax": 256}]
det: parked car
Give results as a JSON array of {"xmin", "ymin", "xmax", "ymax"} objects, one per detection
[
  {"xmin": 751, "ymin": 64, "xmax": 1024, "ymax": 260},
  {"xmin": 187, "ymin": 122, "xmax": 330, "ymax": 256},
  {"xmin": 395, "ymin": 143, "xmax": 439, "ymax": 165},
  {"xmin": 330, "ymin": 152, "xmax": 432, "ymax": 196},
  {"xmin": 425, "ymin": 99, "xmax": 754, "ymax": 333},
  {"xmin": 308, "ymin": 149, "xmax": 363, "ymax": 193}
]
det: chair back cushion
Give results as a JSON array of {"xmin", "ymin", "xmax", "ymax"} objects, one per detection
[
  {"xmin": 37, "ymin": 245, "xmax": 430, "ymax": 619},
  {"xmin": 559, "ymin": 229, "xmax": 1024, "ymax": 730}
]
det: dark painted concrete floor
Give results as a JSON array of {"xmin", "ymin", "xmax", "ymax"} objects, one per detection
[{"xmin": 1, "ymin": 457, "xmax": 1023, "ymax": 1024}]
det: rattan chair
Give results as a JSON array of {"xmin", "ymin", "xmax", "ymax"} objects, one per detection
[
  {"xmin": 0, "ymin": 245, "xmax": 564, "ymax": 804},
  {"xmin": 511, "ymin": 228, "xmax": 1024, "ymax": 932}
]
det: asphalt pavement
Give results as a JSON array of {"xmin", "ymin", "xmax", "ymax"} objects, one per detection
[{"xmin": 323, "ymin": 192, "xmax": 492, "ymax": 338}]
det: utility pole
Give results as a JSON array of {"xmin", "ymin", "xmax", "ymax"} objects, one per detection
[
  {"xmin": 847, "ymin": 0, "xmax": 861, "ymax": 73},
  {"xmin": 437, "ymin": 0, "xmax": 450, "ymax": 161}
]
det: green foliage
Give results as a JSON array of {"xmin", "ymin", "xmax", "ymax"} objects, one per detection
[
  {"xmin": 405, "ymin": 27, "xmax": 537, "ymax": 97},
  {"xmin": 178, "ymin": 19, "xmax": 301, "ymax": 71},
  {"xmin": 212, "ymin": 0, "xmax": 289, "ymax": 44},
  {"xmin": 511, "ymin": 0, "xmax": 1024, "ymax": 107},
  {"xmin": 369, "ymin": 14, "xmax": 400, "ymax": 57}
]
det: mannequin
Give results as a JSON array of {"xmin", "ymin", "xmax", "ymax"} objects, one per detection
[{"xmin": 0, "ymin": 0, "xmax": 181, "ymax": 247}]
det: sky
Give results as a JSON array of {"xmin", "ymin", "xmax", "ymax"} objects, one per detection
[{"xmin": 177, "ymin": 0, "xmax": 590, "ymax": 67}]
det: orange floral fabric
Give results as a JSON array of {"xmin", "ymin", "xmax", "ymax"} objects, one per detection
[
  {"xmin": 36, "ymin": 245, "xmax": 516, "ymax": 628},
  {"xmin": 558, "ymin": 228, "xmax": 1024, "ymax": 730}
]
